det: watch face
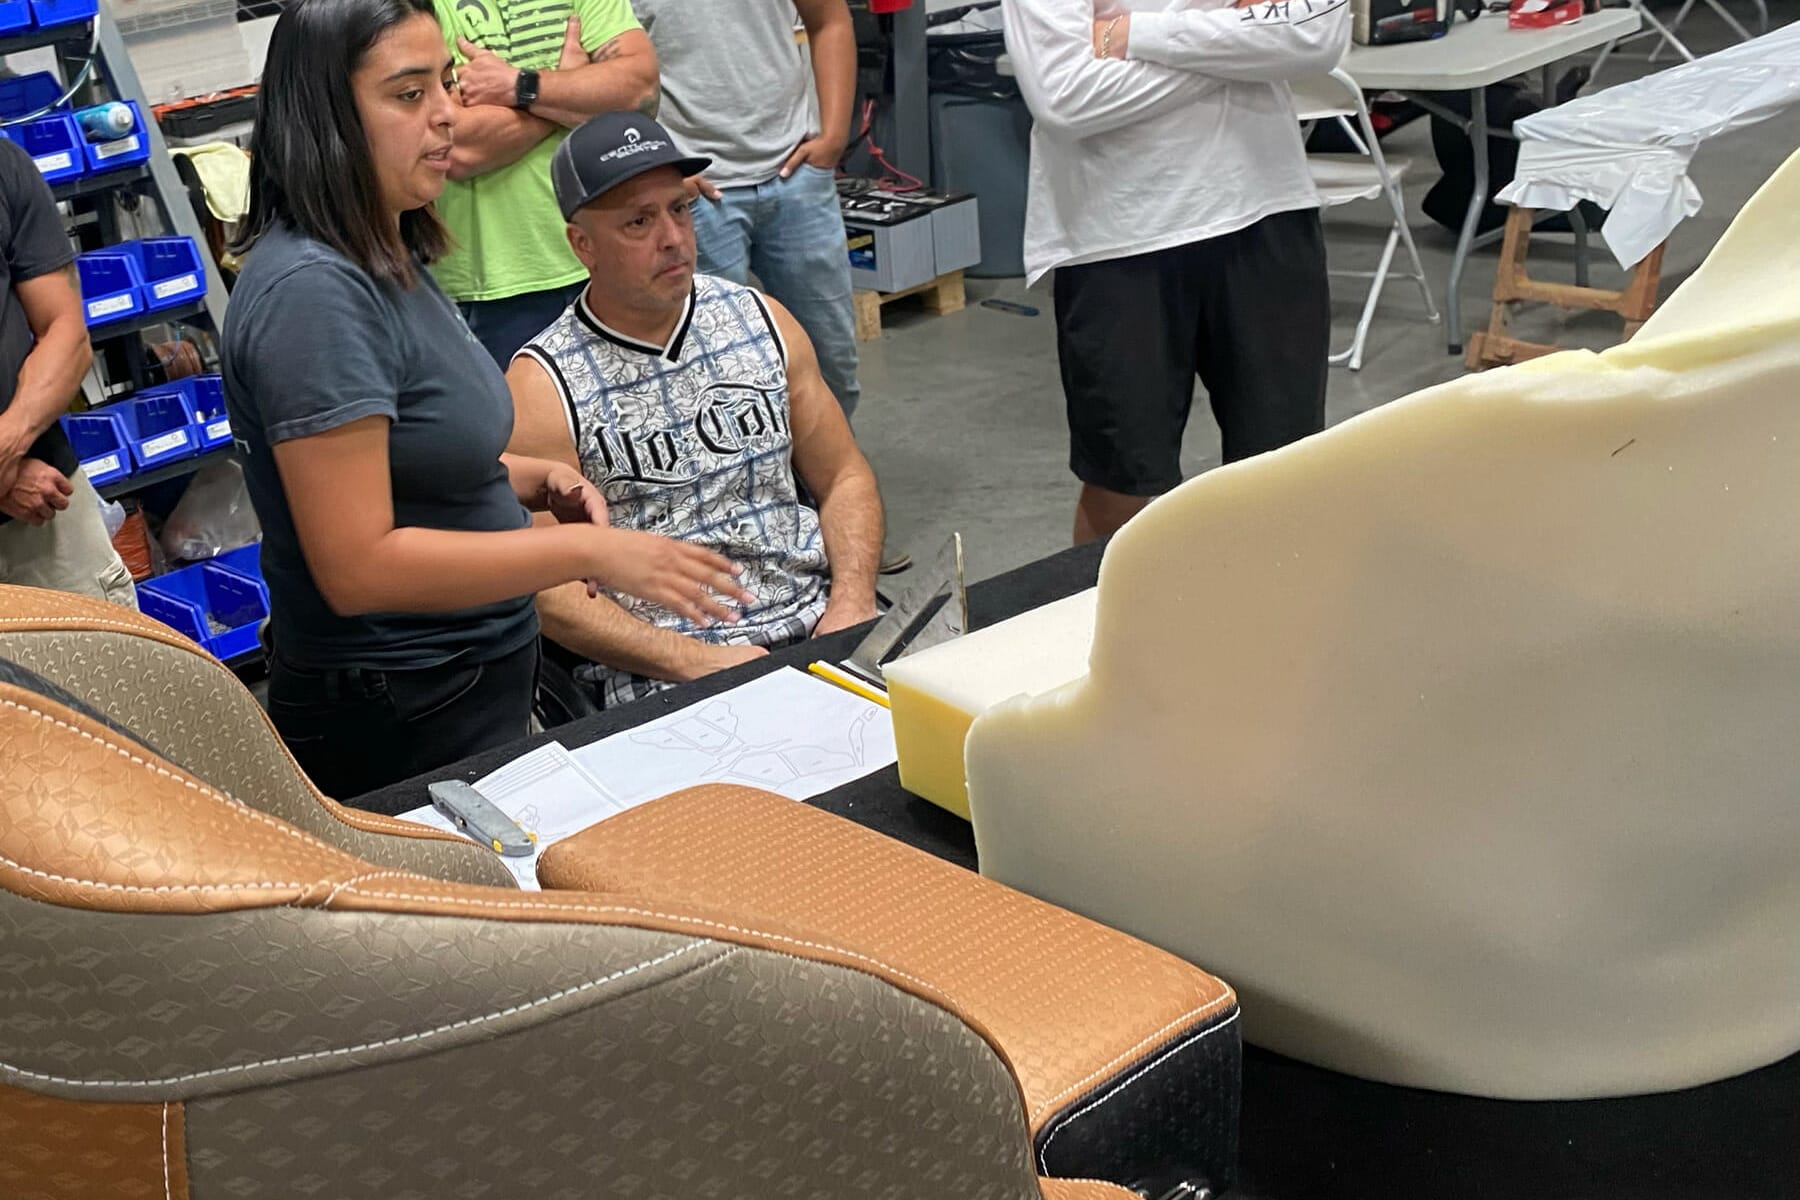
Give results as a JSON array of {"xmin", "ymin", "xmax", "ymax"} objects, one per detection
[{"xmin": 516, "ymin": 69, "xmax": 539, "ymax": 107}]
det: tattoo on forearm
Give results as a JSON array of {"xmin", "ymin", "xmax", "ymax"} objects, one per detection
[
  {"xmin": 635, "ymin": 85, "xmax": 660, "ymax": 118},
  {"xmin": 589, "ymin": 35, "xmax": 624, "ymax": 63}
]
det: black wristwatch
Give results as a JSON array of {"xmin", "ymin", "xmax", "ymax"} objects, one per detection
[{"xmin": 513, "ymin": 68, "xmax": 540, "ymax": 109}]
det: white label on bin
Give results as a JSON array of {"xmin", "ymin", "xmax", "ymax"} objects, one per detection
[
  {"xmin": 84, "ymin": 454, "xmax": 121, "ymax": 477},
  {"xmin": 206, "ymin": 418, "xmax": 231, "ymax": 440},
  {"xmin": 33, "ymin": 152, "xmax": 72, "ymax": 174},
  {"xmin": 152, "ymin": 273, "xmax": 198, "ymax": 300},
  {"xmin": 142, "ymin": 431, "xmax": 190, "ymax": 457},
  {"xmin": 87, "ymin": 294, "xmax": 133, "ymax": 319},
  {"xmin": 94, "ymin": 135, "xmax": 141, "ymax": 161}
]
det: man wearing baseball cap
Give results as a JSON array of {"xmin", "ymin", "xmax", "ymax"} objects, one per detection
[{"xmin": 504, "ymin": 112, "xmax": 886, "ymax": 708}]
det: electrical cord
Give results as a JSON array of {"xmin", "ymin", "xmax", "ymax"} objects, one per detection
[{"xmin": 853, "ymin": 96, "xmax": 923, "ymax": 192}]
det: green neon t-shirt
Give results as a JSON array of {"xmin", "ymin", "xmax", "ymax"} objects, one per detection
[{"xmin": 430, "ymin": 0, "xmax": 640, "ymax": 302}]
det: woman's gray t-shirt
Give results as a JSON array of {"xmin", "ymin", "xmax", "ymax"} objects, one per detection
[{"xmin": 223, "ymin": 222, "xmax": 537, "ymax": 669}]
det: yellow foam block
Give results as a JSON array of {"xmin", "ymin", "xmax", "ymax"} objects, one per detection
[{"xmin": 883, "ymin": 589, "xmax": 1097, "ymax": 819}]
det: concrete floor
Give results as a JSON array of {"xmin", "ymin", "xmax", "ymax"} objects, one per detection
[{"xmin": 854, "ymin": 4, "xmax": 1800, "ymax": 586}]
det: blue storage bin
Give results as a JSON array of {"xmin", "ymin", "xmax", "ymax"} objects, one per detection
[
  {"xmin": 126, "ymin": 238, "xmax": 206, "ymax": 310},
  {"xmin": 77, "ymin": 100, "xmax": 150, "ymax": 173},
  {"xmin": 58, "ymin": 412, "xmax": 133, "ymax": 488},
  {"xmin": 211, "ymin": 542, "xmax": 263, "ymax": 581},
  {"xmin": 76, "ymin": 251, "xmax": 145, "ymax": 326},
  {"xmin": 114, "ymin": 391, "xmax": 201, "ymax": 470},
  {"xmin": 139, "ymin": 561, "xmax": 269, "ymax": 660},
  {"xmin": 7, "ymin": 115, "xmax": 83, "ymax": 184},
  {"xmin": 135, "ymin": 577, "xmax": 205, "ymax": 645},
  {"xmin": 29, "ymin": 0, "xmax": 97, "ymax": 28},
  {"xmin": 0, "ymin": 0, "xmax": 30, "ymax": 33},
  {"xmin": 0, "ymin": 73, "xmax": 67, "ymax": 120},
  {"xmin": 170, "ymin": 374, "xmax": 231, "ymax": 449}
]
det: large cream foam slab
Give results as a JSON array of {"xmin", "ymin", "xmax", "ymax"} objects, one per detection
[{"xmin": 962, "ymin": 148, "xmax": 1800, "ymax": 1100}]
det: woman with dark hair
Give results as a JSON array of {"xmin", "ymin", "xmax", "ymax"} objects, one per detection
[{"xmin": 223, "ymin": 0, "xmax": 752, "ymax": 799}]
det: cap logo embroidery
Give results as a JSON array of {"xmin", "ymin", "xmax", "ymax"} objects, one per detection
[{"xmin": 598, "ymin": 137, "xmax": 669, "ymax": 164}]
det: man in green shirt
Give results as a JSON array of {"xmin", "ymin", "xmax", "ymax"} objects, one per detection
[{"xmin": 437, "ymin": 0, "xmax": 658, "ymax": 366}]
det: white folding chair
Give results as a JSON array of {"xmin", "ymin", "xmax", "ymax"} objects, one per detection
[
  {"xmin": 1292, "ymin": 68, "xmax": 1439, "ymax": 371},
  {"xmin": 1594, "ymin": 0, "xmax": 1697, "ymax": 78},
  {"xmin": 1649, "ymin": 0, "xmax": 1766, "ymax": 62}
]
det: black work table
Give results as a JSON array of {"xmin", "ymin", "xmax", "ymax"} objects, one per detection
[{"xmin": 356, "ymin": 540, "xmax": 1796, "ymax": 1200}]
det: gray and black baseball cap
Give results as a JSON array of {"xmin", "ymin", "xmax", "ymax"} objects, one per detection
[{"xmin": 550, "ymin": 112, "xmax": 711, "ymax": 220}]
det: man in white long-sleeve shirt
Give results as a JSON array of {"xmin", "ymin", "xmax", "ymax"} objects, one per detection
[{"xmin": 1004, "ymin": 0, "xmax": 1349, "ymax": 542}]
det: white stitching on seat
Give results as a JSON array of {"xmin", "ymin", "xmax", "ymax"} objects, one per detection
[
  {"xmin": 161, "ymin": 1101, "xmax": 172, "ymax": 1200},
  {"xmin": 1037, "ymin": 994, "xmax": 1238, "ymax": 1114},
  {"xmin": 0, "ymin": 695, "xmax": 358, "ymax": 861},
  {"xmin": 321, "ymin": 805, "xmax": 450, "ymax": 837},
  {"xmin": 0, "ymin": 941, "xmax": 714, "ymax": 1091},
  {"xmin": 0, "ymin": 614, "xmax": 190, "ymax": 639},
  {"xmin": 1034, "ymin": 1008, "xmax": 1242, "ymax": 1175},
  {"xmin": 332, "ymin": 885, "xmax": 955, "ymax": 1003},
  {"xmin": 322, "ymin": 871, "xmax": 422, "ymax": 907},
  {"xmin": 0, "ymin": 846, "xmax": 315, "ymax": 895},
  {"xmin": 0, "ymin": 627, "xmax": 466, "ymax": 848},
  {"xmin": 3, "ymin": 678, "xmax": 1235, "ymax": 1123},
  {"xmin": 336, "ymin": 884, "xmax": 1237, "ymax": 1124}
]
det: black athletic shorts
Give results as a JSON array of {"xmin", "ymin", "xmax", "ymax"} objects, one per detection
[{"xmin": 1053, "ymin": 207, "xmax": 1331, "ymax": 496}]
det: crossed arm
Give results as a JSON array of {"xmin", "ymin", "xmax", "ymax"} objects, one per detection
[
  {"xmin": 1094, "ymin": 0, "xmax": 1350, "ymax": 82},
  {"xmin": 448, "ymin": 18, "xmax": 659, "ymax": 181},
  {"xmin": 1006, "ymin": 0, "xmax": 1348, "ymax": 141},
  {"xmin": 506, "ymin": 298, "xmax": 884, "ymax": 686}
]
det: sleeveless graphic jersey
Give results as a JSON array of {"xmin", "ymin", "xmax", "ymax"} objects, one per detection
[{"xmin": 520, "ymin": 275, "xmax": 829, "ymax": 705}]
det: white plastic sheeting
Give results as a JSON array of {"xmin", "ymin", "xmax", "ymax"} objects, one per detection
[{"xmin": 1498, "ymin": 21, "xmax": 1800, "ymax": 268}]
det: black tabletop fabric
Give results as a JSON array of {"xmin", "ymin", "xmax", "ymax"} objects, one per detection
[
  {"xmin": 353, "ymin": 538, "xmax": 1797, "ymax": 1200},
  {"xmin": 353, "ymin": 540, "xmax": 1108, "ymax": 859}
]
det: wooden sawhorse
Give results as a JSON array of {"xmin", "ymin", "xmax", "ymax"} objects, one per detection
[{"xmin": 1465, "ymin": 205, "xmax": 1667, "ymax": 371}]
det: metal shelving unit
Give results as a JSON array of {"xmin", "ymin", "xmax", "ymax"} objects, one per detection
[
  {"xmin": 13, "ymin": 6, "xmax": 255, "ymax": 667},
  {"xmin": 50, "ymin": 159, "xmax": 147, "ymax": 200},
  {"xmin": 31, "ymin": 7, "xmax": 233, "ymax": 488},
  {"xmin": 0, "ymin": 21, "xmax": 95, "ymax": 56},
  {"xmin": 89, "ymin": 7, "xmax": 231, "ymax": 329},
  {"xmin": 95, "ymin": 441, "xmax": 231, "ymax": 500}
]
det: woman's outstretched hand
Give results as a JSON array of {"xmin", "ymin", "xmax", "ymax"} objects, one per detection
[{"xmin": 583, "ymin": 527, "xmax": 757, "ymax": 626}]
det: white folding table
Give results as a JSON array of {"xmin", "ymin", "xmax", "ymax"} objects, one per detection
[{"xmin": 1344, "ymin": 8, "xmax": 1642, "ymax": 353}]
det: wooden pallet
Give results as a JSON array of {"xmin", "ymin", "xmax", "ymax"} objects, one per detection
[
  {"xmin": 853, "ymin": 269, "xmax": 965, "ymax": 341},
  {"xmin": 1465, "ymin": 205, "xmax": 1666, "ymax": 371}
]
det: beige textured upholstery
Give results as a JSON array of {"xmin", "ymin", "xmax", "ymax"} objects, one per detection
[
  {"xmin": 0, "ymin": 584, "xmax": 517, "ymax": 888},
  {"xmin": 539, "ymin": 787, "xmax": 1236, "ymax": 1134},
  {"xmin": 0, "ymin": 586, "xmax": 1241, "ymax": 1197}
]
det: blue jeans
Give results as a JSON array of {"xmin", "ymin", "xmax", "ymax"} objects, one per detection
[
  {"xmin": 459, "ymin": 281, "xmax": 585, "ymax": 369},
  {"xmin": 691, "ymin": 164, "xmax": 861, "ymax": 421}
]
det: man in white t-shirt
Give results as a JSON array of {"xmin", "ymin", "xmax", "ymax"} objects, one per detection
[{"xmin": 1004, "ymin": 0, "xmax": 1349, "ymax": 542}]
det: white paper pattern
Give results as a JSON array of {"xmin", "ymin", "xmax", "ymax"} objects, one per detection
[{"xmin": 399, "ymin": 668, "xmax": 896, "ymax": 888}]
